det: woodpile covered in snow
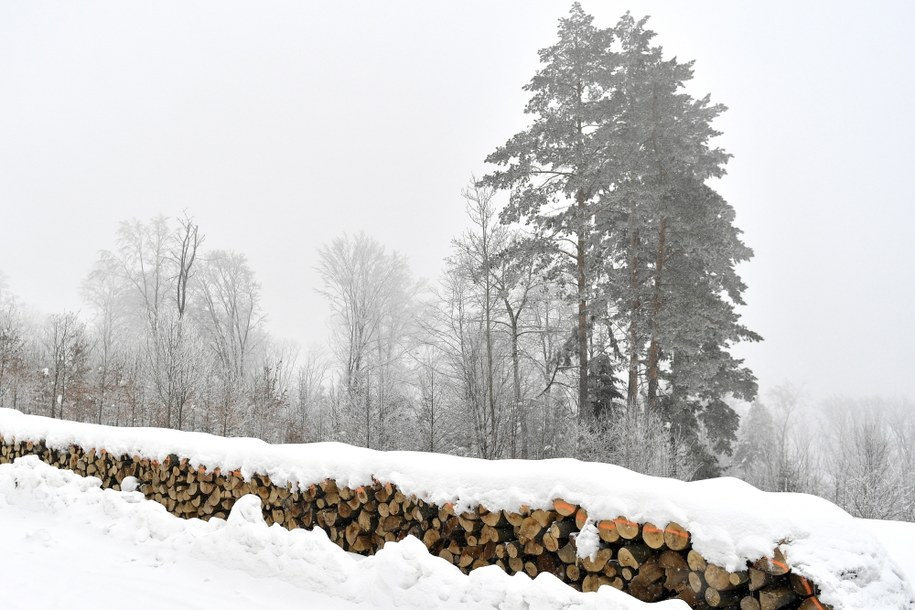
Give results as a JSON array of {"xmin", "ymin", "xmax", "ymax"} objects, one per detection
[{"xmin": 0, "ymin": 435, "xmax": 830, "ymax": 610}]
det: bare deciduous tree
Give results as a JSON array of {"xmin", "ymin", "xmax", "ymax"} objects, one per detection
[
  {"xmin": 316, "ymin": 233, "xmax": 417, "ymax": 449},
  {"xmin": 291, "ymin": 347, "xmax": 330, "ymax": 443},
  {"xmin": 0, "ymin": 298, "xmax": 26, "ymax": 409},
  {"xmin": 196, "ymin": 250, "xmax": 264, "ymax": 435},
  {"xmin": 41, "ymin": 312, "xmax": 91, "ymax": 420}
]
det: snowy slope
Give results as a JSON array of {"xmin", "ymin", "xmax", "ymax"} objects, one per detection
[
  {"xmin": 0, "ymin": 457, "xmax": 685, "ymax": 610},
  {"xmin": 1, "ymin": 408, "xmax": 912, "ymax": 609}
]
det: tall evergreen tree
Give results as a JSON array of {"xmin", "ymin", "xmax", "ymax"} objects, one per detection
[
  {"xmin": 605, "ymin": 16, "xmax": 759, "ymax": 467},
  {"xmin": 485, "ymin": 6, "xmax": 758, "ymax": 471},
  {"xmin": 483, "ymin": 3, "xmax": 620, "ymax": 420}
]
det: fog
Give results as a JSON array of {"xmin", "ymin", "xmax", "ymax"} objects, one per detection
[{"xmin": 2, "ymin": 0, "xmax": 913, "ymax": 401}]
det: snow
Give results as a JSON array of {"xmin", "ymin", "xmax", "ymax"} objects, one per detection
[
  {"xmin": 1, "ymin": 408, "xmax": 913, "ymax": 609},
  {"xmin": 574, "ymin": 521, "xmax": 600, "ymax": 560},
  {"xmin": 863, "ymin": 519, "xmax": 915, "ymax": 597},
  {"xmin": 0, "ymin": 456, "xmax": 685, "ymax": 610}
]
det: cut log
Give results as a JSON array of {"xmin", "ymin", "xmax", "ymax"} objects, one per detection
[
  {"xmin": 664, "ymin": 567, "xmax": 689, "ymax": 590},
  {"xmin": 553, "ymin": 499, "xmax": 577, "ymax": 517},
  {"xmin": 580, "ymin": 547, "xmax": 613, "ymax": 573},
  {"xmin": 505, "ymin": 541, "xmax": 521, "ymax": 559},
  {"xmin": 664, "ymin": 521, "xmax": 691, "ymax": 551},
  {"xmin": 676, "ymin": 582, "xmax": 707, "ymax": 608},
  {"xmin": 337, "ymin": 500, "xmax": 353, "ymax": 520},
  {"xmin": 798, "ymin": 597, "xmax": 831, "ymax": 610},
  {"xmin": 582, "ymin": 573, "xmax": 609, "ymax": 593},
  {"xmin": 705, "ymin": 564, "xmax": 739, "ymax": 591},
  {"xmin": 422, "ymin": 529, "xmax": 440, "ymax": 549},
  {"xmin": 740, "ymin": 596, "xmax": 762, "ymax": 610},
  {"xmin": 566, "ymin": 564, "xmax": 581, "ymax": 582},
  {"xmin": 375, "ymin": 482, "xmax": 394, "ymax": 503},
  {"xmin": 518, "ymin": 516, "xmax": 545, "ymax": 542},
  {"xmin": 542, "ymin": 531, "xmax": 560, "ymax": 552},
  {"xmin": 522, "ymin": 540, "xmax": 544, "ymax": 556},
  {"xmin": 344, "ymin": 521, "xmax": 362, "ymax": 546},
  {"xmin": 596, "ymin": 519, "xmax": 620, "ymax": 543},
  {"xmin": 535, "ymin": 551, "xmax": 558, "ymax": 575},
  {"xmin": 615, "ymin": 517, "xmax": 640, "ymax": 540},
  {"xmin": 550, "ymin": 519, "xmax": 575, "ymax": 540},
  {"xmin": 457, "ymin": 550, "xmax": 475, "ymax": 569},
  {"xmin": 557, "ymin": 542, "xmax": 577, "ymax": 565},
  {"xmin": 459, "ymin": 512, "xmax": 480, "ymax": 532},
  {"xmin": 689, "ymin": 571, "xmax": 707, "ymax": 594},
  {"xmin": 659, "ymin": 550, "xmax": 688, "ymax": 571},
  {"xmin": 729, "ymin": 570, "xmax": 749, "ymax": 588},
  {"xmin": 481, "ymin": 524, "xmax": 514, "ymax": 544},
  {"xmin": 480, "ymin": 510, "xmax": 505, "ymax": 527},
  {"xmin": 749, "ymin": 568, "xmax": 774, "ymax": 592},
  {"xmin": 753, "ymin": 548, "xmax": 790, "ymax": 576},
  {"xmin": 688, "ymin": 549, "xmax": 708, "ymax": 572},
  {"xmin": 354, "ymin": 485, "xmax": 371, "ymax": 504},
  {"xmin": 706, "ymin": 587, "xmax": 743, "ymax": 608},
  {"xmin": 758, "ymin": 585, "xmax": 797, "ymax": 610},
  {"xmin": 530, "ymin": 509, "xmax": 554, "ymax": 529},
  {"xmin": 505, "ymin": 504, "xmax": 531, "ymax": 527},
  {"xmin": 357, "ymin": 509, "xmax": 375, "ymax": 532},
  {"xmin": 789, "ymin": 573, "xmax": 816, "ymax": 597},
  {"xmin": 575, "ymin": 508, "xmax": 589, "ymax": 530},
  {"xmin": 381, "ymin": 514, "xmax": 403, "ymax": 534},
  {"xmin": 618, "ymin": 543, "xmax": 652, "ymax": 569},
  {"xmin": 504, "ymin": 510, "xmax": 525, "ymax": 527},
  {"xmin": 641, "ymin": 522, "xmax": 666, "ymax": 549},
  {"xmin": 630, "ymin": 558, "xmax": 664, "ymax": 586}
]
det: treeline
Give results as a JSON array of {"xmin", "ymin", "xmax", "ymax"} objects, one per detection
[
  {"xmin": 732, "ymin": 387, "xmax": 915, "ymax": 522},
  {"xmin": 0, "ymin": 216, "xmax": 295, "ymax": 441},
  {"xmin": 0, "ymin": 213, "xmax": 575, "ymax": 456}
]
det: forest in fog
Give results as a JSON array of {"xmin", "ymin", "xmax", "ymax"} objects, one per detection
[{"xmin": 1, "ymin": 5, "xmax": 912, "ymax": 523}]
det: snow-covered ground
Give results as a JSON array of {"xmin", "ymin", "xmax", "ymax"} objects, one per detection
[
  {"xmin": 863, "ymin": 519, "xmax": 915, "ymax": 596},
  {"xmin": 0, "ymin": 457, "xmax": 685, "ymax": 610},
  {"xmin": 1, "ymin": 408, "xmax": 913, "ymax": 609}
]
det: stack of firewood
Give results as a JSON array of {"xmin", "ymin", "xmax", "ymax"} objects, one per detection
[{"xmin": 0, "ymin": 434, "xmax": 831, "ymax": 610}]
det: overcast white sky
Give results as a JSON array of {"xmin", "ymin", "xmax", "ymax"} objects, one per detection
[{"xmin": 1, "ymin": 1, "xmax": 913, "ymax": 403}]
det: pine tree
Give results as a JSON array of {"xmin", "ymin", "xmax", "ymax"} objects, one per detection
[
  {"xmin": 597, "ymin": 14, "xmax": 758, "ymax": 471},
  {"xmin": 485, "ymin": 6, "xmax": 759, "ymax": 472},
  {"xmin": 483, "ymin": 3, "xmax": 620, "ymax": 420}
]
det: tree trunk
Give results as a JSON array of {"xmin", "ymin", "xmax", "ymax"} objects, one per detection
[
  {"xmin": 646, "ymin": 216, "xmax": 667, "ymax": 413},
  {"xmin": 627, "ymin": 225, "xmax": 641, "ymax": 408},
  {"xmin": 428, "ymin": 370, "xmax": 436, "ymax": 453},
  {"xmin": 646, "ymin": 82, "xmax": 668, "ymax": 416},
  {"xmin": 510, "ymin": 313, "xmax": 523, "ymax": 458},
  {"xmin": 483, "ymin": 230, "xmax": 497, "ymax": 457},
  {"xmin": 576, "ymin": 188, "xmax": 590, "ymax": 420}
]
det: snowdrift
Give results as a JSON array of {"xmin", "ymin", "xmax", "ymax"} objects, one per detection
[
  {"xmin": 0, "ymin": 408, "xmax": 911, "ymax": 610},
  {"xmin": 0, "ymin": 457, "xmax": 678, "ymax": 610}
]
